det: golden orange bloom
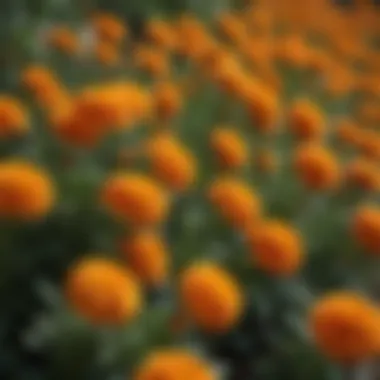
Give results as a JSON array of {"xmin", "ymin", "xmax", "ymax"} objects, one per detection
[
  {"xmin": 95, "ymin": 41, "xmax": 120, "ymax": 66},
  {"xmin": 310, "ymin": 292, "xmax": 380, "ymax": 362},
  {"xmin": 294, "ymin": 144, "xmax": 341, "ymax": 190},
  {"xmin": 246, "ymin": 220, "xmax": 304, "ymax": 276},
  {"xmin": 0, "ymin": 161, "xmax": 55, "ymax": 220},
  {"xmin": 153, "ymin": 81, "xmax": 182, "ymax": 121},
  {"xmin": 357, "ymin": 130, "xmax": 380, "ymax": 161},
  {"xmin": 210, "ymin": 127, "xmax": 248, "ymax": 169},
  {"xmin": 146, "ymin": 134, "xmax": 197, "ymax": 191},
  {"xmin": 120, "ymin": 232, "xmax": 168, "ymax": 287},
  {"xmin": 48, "ymin": 27, "xmax": 79, "ymax": 55},
  {"xmin": 145, "ymin": 19, "xmax": 177, "ymax": 50},
  {"xmin": 21, "ymin": 65, "xmax": 69, "ymax": 111},
  {"xmin": 335, "ymin": 119, "xmax": 361, "ymax": 146},
  {"xmin": 288, "ymin": 100, "xmax": 325, "ymax": 141},
  {"xmin": 352, "ymin": 205, "xmax": 380, "ymax": 255},
  {"xmin": 345, "ymin": 158, "xmax": 380, "ymax": 192},
  {"xmin": 134, "ymin": 349, "xmax": 215, "ymax": 380},
  {"xmin": 208, "ymin": 177, "xmax": 261, "ymax": 229},
  {"xmin": 133, "ymin": 45, "xmax": 169, "ymax": 78},
  {"xmin": 217, "ymin": 12, "xmax": 247, "ymax": 43},
  {"xmin": 92, "ymin": 13, "xmax": 127, "ymax": 44},
  {"xmin": 275, "ymin": 35, "xmax": 310, "ymax": 68},
  {"xmin": 66, "ymin": 258, "xmax": 141, "ymax": 325},
  {"xmin": 180, "ymin": 262, "xmax": 244, "ymax": 332},
  {"xmin": 0, "ymin": 96, "xmax": 29, "ymax": 137},
  {"xmin": 101, "ymin": 172, "xmax": 169, "ymax": 226}
]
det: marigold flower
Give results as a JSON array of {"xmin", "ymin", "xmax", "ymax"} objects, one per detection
[
  {"xmin": 180, "ymin": 262, "xmax": 244, "ymax": 332},
  {"xmin": 133, "ymin": 45, "xmax": 169, "ymax": 78},
  {"xmin": 21, "ymin": 65, "xmax": 69, "ymax": 110},
  {"xmin": 146, "ymin": 134, "xmax": 196, "ymax": 191},
  {"xmin": 210, "ymin": 127, "xmax": 248, "ymax": 169},
  {"xmin": 101, "ymin": 172, "xmax": 169, "ymax": 226},
  {"xmin": 208, "ymin": 177, "xmax": 261, "ymax": 229},
  {"xmin": 0, "ymin": 161, "xmax": 55, "ymax": 219},
  {"xmin": 95, "ymin": 41, "xmax": 120, "ymax": 66},
  {"xmin": 92, "ymin": 13, "xmax": 127, "ymax": 44},
  {"xmin": 0, "ymin": 96, "xmax": 29, "ymax": 137},
  {"xmin": 352, "ymin": 205, "xmax": 380, "ymax": 254},
  {"xmin": 358, "ymin": 130, "xmax": 380, "ymax": 161},
  {"xmin": 288, "ymin": 100, "xmax": 325, "ymax": 141},
  {"xmin": 66, "ymin": 258, "xmax": 142, "ymax": 325},
  {"xmin": 217, "ymin": 12, "xmax": 247, "ymax": 43},
  {"xmin": 48, "ymin": 27, "xmax": 79, "ymax": 55},
  {"xmin": 153, "ymin": 81, "xmax": 182, "ymax": 120},
  {"xmin": 275, "ymin": 35, "xmax": 310, "ymax": 68},
  {"xmin": 310, "ymin": 292, "xmax": 380, "ymax": 362},
  {"xmin": 145, "ymin": 19, "xmax": 177, "ymax": 50},
  {"xmin": 294, "ymin": 143, "xmax": 341, "ymax": 190},
  {"xmin": 134, "ymin": 349, "xmax": 215, "ymax": 380},
  {"xmin": 120, "ymin": 231, "xmax": 168, "ymax": 287},
  {"xmin": 246, "ymin": 220, "xmax": 304, "ymax": 276},
  {"xmin": 345, "ymin": 158, "xmax": 380, "ymax": 192},
  {"xmin": 335, "ymin": 119, "xmax": 361, "ymax": 146}
]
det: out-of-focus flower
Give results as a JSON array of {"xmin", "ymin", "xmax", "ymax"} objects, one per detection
[
  {"xmin": 66, "ymin": 258, "xmax": 142, "ymax": 325},
  {"xmin": 94, "ymin": 41, "xmax": 120, "ymax": 66},
  {"xmin": 246, "ymin": 219, "xmax": 304, "ymax": 276},
  {"xmin": 134, "ymin": 349, "xmax": 215, "ymax": 380},
  {"xmin": 48, "ymin": 27, "xmax": 79, "ymax": 55},
  {"xmin": 217, "ymin": 12, "xmax": 247, "ymax": 43},
  {"xmin": 352, "ymin": 205, "xmax": 380, "ymax": 255},
  {"xmin": 288, "ymin": 100, "xmax": 325, "ymax": 142},
  {"xmin": 120, "ymin": 231, "xmax": 169, "ymax": 287},
  {"xmin": 294, "ymin": 143, "xmax": 341, "ymax": 190},
  {"xmin": 91, "ymin": 13, "xmax": 127, "ymax": 44},
  {"xmin": 146, "ymin": 134, "xmax": 197, "ymax": 191},
  {"xmin": 0, "ymin": 161, "xmax": 55, "ymax": 220},
  {"xmin": 275, "ymin": 35, "xmax": 310, "ymax": 68},
  {"xmin": 153, "ymin": 81, "xmax": 182, "ymax": 121},
  {"xmin": 0, "ymin": 96, "xmax": 29, "ymax": 137},
  {"xmin": 210, "ymin": 127, "xmax": 248, "ymax": 170},
  {"xmin": 345, "ymin": 158, "xmax": 380, "ymax": 193},
  {"xmin": 180, "ymin": 262, "xmax": 244, "ymax": 332},
  {"xmin": 101, "ymin": 172, "xmax": 169, "ymax": 226},
  {"xmin": 145, "ymin": 19, "xmax": 177, "ymax": 50},
  {"xmin": 208, "ymin": 177, "xmax": 261, "ymax": 229},
  {"xmin": 310, "ymin": 292, "xmax": 380, "ymax": 362},
  {"xmin": 335, "ymin": 119, "xmax": 362, "ymax": 146},
  {"xmin": 133, "ymin": 45, "xmax": 169, "ymax": 78}
]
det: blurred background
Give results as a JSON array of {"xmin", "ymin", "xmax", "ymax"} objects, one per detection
[{"xmin": 0, "ymin": 0, "xmax": 379, "ymax": 379}]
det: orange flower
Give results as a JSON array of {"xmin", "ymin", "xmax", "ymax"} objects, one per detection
[
  {"xmin": 95, "ymin": 41, "xmax": 120, "ymax": 66},
  {"xmin": 0, "ymin": 161, "xmax": 55, "ymax": 220},
  {"xmin": 288, "ymin": 100, "xmax": 325, "ymax": 141},
  {"xmin": 352, "ymin": 205, "xmax": 380, "ymax": 255},
  {"xmin": 153, "ymin": 81, "xmax": 182, "ymax": 121},
  {"xmin": 335, "ymin": 119, "xmax": 362, "ymax": 146},
  {"xmin": 210, "ymin": 127, "xmax": 248, "ymax": 169},
  {"xmin": 275, "ymin": 35, "xmax": 310, "ymax": 68},
  {"xmin": 345, "ymin": 158, "xmax": 380, "ymax": 192},
  {"xmin": 134, "ymin": 349, "xmax": 215, "ymax": 380},
  {"xmin": 66, "ymin": 258, "xmax": 141, "ymax": 325},
  {"xmin": 208, "ymin": 177, "xmax": 261, "ymax": 229},
  {"xmin": 48, "ymin": 27, "xmax": 79, "ymax": 55},
  {"xmin": 294, "ymin": 143, "xmax": 341, "ymax": 190},
  {"xmin": 120, "ymin": 232, "xmax": 168, "ymax": 287},
  {"xmin": 244, "ymin": 81, "xmax": 279, "ymax": 134},
  {"xmin": 21, "ymin": 65, "xmax": 69, "ymax": 111},
  {"xmin": 310, "ymin": 292, "xmax": 380, "ymax": 362},
  {"xmin": 101, "ymin": 172, "xmax": 169, "ymax": 226},
  {"xmin": 217, "ymin": 12, "xmax": 247, "ymax": 43},
  {"xmin": 246, "ymin": 220, "xmax": 304, "ymax": 276},
  {"xmin": 92, "ymin": 13, "xmax": 127, "ymax": 44},
  {"xmin": 0, "ymin": 96, "xmax": 29, "ymax": 137},
  {"xmin": 145, "ymin": 19, "xmax": 177, "ymax": 50},
  {"xmin": 133, "ymin": 45, "xmax": 169, "ymax": 78},
  {"xmin": 358, "ymin": 130, "xmax": 380, "ymax": 161},
  {"xmin": 146, "ymin": 134, "xmax": 197, "ymax": 191},
  {"xmin": 180, "ymin": 262, "xmax": 244, "ymax": 332}
]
